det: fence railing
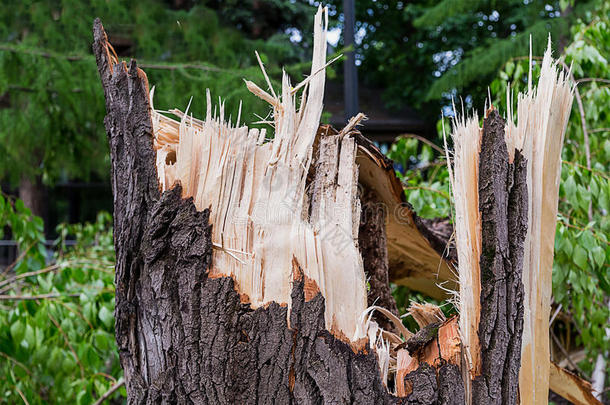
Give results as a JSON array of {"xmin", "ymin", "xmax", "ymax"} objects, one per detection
[{"xmin": 0, "ymin": 240, "xmax": 77, "ymax": 270}]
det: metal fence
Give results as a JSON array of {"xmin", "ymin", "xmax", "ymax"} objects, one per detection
[{"xmin": 0, "ymin": 239, "xmax": 77, "ymax": 270}]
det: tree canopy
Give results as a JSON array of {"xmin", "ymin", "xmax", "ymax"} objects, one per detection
[
  {"xmin": 2, "ymin": 0, "xmax": 602, "ymax": 190},
  {"xmin": 0, "ymin": 0, "xmax": 317, "ymax": 189},
  {"xmin": 326, "ymin": 0, "xmax": 600, "ymax": 118}
]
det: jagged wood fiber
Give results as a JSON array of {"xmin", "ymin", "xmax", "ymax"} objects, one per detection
[
  {"xmin": 93, "ymin": 18, "xmax": 465, "ymax": 405},
  {"xmin": 150, "ymin": 8, "xmax": 370, "ymax": 341}
]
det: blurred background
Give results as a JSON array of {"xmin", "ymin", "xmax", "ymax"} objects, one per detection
[{"xmin": 0, "ymin": 1, "xmax": 608, "ymax": 403}]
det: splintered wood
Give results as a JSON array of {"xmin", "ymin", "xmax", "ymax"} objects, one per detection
[
  {"xmin": 447, "ymin": 38, "xmax": 574, "ymax": 404},
  {"xmin": 444, "ymin": 112, "xmax": 482, "ymax": 387},
  {"xmin": 512, "ymin": 41, "xmax": 574, "ymax": 405},
  {"xmin": 395, "ymin": 315, "xmax": 462, "ymax": 398},
  {"xmin": 150, "ymin": 7, "xmax": 367, "ymax": 341}
]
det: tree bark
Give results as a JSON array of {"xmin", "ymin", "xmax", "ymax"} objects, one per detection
[
  {"xmin": 359, "ymin": 188, "xmax": 399, "ymax": 331},
  {"xmin": 472, "ymin": 110, "xmax": 527, "ymax": 404},
  {"xmin": 92, "ymin": 18, "xmax": 544, "ymax": 405},
  {"xmin": 19, "ymin": 175, "xmax": 46, "ymax": 220}
]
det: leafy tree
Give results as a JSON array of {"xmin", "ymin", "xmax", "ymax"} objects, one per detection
[
  {"xmin": 387, "ymin": 135, "xmax": 451, "ymax": 219},
  {"xmin": 0, "ymin": 0, "xmax": 318, "ymax": 216},
  {"xmin": 326, "ymin": 0, "xmax": 599, "ymax": 118}
]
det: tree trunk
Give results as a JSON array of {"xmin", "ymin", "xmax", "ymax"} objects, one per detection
[
  {"xmin": 19, "ymin": 175, "xmax": 46, "ymax": 219},
  {"xmin": 472, "ymin": 110, "xmax": 527, "ymax": 404},
  {"xmin": 93, "ymin": 18, "xmax": 471, "ymax": 404},
  {"xmin": 92, "ymin": 13, "xmax": 566, "ymax": 404},
  {"xmin": 359, "ymin": 188, "xmax": 399, "ymax": 332}
]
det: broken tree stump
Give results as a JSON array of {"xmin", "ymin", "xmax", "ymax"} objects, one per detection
[
  {"xmin": 93, "ymin": 9, "xmax": 464, "ymax": 404},
  {"xmin": 93, "ymin": 6, "xmax": 590, "ymax": 405}
]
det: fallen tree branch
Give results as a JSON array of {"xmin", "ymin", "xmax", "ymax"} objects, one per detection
[
  {"xmin": 550, "ymin": 362, "xmax": 602, "ymax": 405},
  {"xmin": 93, "ymin": 378, "xmax": 125, "ymax": 405}
]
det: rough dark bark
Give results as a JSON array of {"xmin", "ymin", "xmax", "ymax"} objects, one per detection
[
  {"xmin": 437, "ymin": 364, "xmax": 465, "ymax": 405},
  {"xmin": 359, "ymin": 187, "xmax": 399, "ymax": 331},
  {"xmin": 93, "ymin": 19, "xmax": 465, "ymax": 404},
  {"xmin": 503, "ymin": 150, "xmax": 527, "ymax": 404},
  {"xmin": 401, "ymin": 363, "xmax": 465, "ymax": 405},
  {"xmin": 399, "ymin": 363, "xmax": 463, "ymax": 405},
  {"xmin": 472, "ymin": 110, "xmax": 527, "ymax": 404},
  {"xmin": 405, "ymin": 322, "xmax": 441, "ymax": 356},
  {"xmin": 403, "ymin": 364, "xmax": 438, "ymax": 405},
  {"xmin": 413, "ymin": 217, "xmax": 457, "ymax": 263},
  {"xmin": 19, "ymin": 175, "xmax": 46, "ymax": 220}
]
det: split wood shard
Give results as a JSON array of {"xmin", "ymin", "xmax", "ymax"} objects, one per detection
[
  {"xmin": 447, "ymin": 37, "xmax": 574, "ymax": 404},
  {"xmin": 516, "ymin": 39, "xmax": 574, "ymax": 405},
  {"xmin": 151, "ymin": 7, "xmax": 368, "ymax": 341}
]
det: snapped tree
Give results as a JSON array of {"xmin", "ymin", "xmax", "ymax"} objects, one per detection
[{"xmin": 94, "ymin": 7, "xmax": 600, "ymax": 404}]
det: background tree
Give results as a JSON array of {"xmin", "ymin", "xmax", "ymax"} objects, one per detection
[
  {"xmin": 0, "ymin": 0, "xmax": 318, "ymax": 218},
  {"xmin": 0, "ymin": 197, "xmax": 120, "ymax": 404},
  {"xmin": 326, "ymin": 0, "xmax": 599, "ymax": 118}
]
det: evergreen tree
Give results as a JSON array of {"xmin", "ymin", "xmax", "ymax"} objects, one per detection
[
  {"xmin": 0, "ymin": 0, "xmax": 317, "ymax": 216},
  {"xmin": 327, "ymin": 0, "xmax": 599, "ymax": 118}
]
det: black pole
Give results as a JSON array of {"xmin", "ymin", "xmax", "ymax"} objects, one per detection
[{"xmin": 343, "ymin": 0, "xmax": 359, "ymax": 121}]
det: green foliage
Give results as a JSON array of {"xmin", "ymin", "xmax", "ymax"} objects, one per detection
[
  {"xmin": 425, "ymin": 17, "xmax": 565, "ymax": 101},
  {"xmin": 387, "ymin": 136, "xmax": 451, "ymax": 219},
  {"xmin": 0, "ymin": 193, "xmax": 46, "ymax": 273},
  {"xmin": 327, "ymin": 0, "xmax": 598, "ymax": 117},
  {"xmin": 413, "ymin": 0, "xmax": 487, "ymax": 28},
  {"xmin": 0, "ymin": 0, "xmax": 318, "ymax": 187},
  {"xmin": 0, "ymin": 196, "xmax": 121, "ymax": 404}
]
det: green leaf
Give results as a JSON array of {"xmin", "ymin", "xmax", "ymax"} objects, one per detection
[
  {"xmin": 579, "ymin": 231, "xmax": 596, "ymax": 251},
  {"xmin": 34, "ymin": 327, "xmax": 44, "ymax": 349},
  {"xmin": 603, "ymin": 140, "xmax": 610, "ymax": 160},
  {"xmin": 563, "ymin": 175, "xmax": 577, "ymax": 201},
  {"xmin": 14, "ymin": 199, "xmax": 27, "ymax": 214},
  {"xmin": 83, "ymin": 302, "xmax": 96, "ymax": 323},
  {"xmin": 23, "ymin": 323, "xmax": 35, "ymax": 349},
  {"xmin": 49, "ymin": 347, "xmax": 62, "ymax": 372},
  {"xmin": 576, "ymin": 185, "xmax": 590, "ymax": 211},
  {"xmin": 560, "ymin": 236, "xmax": 573, "ymax": 257},
  {"xmin": 590, "ymin": 178, "xmax": 599, "ymax": 198},
  {"xmin": 10, "ymin": 320, "xmax": 25, "ymax": 343},
  {"xmin": 93, "ymin": 331, "xmax": 111, "ymax": 351},
  {"xmin": 98, "ymin": 306, "xmax": 114, "ymax": 329},
  {"xmin": 61, "ymin": 355, "xmax": 76, "ymax": 373},
  {"xmin": 573, "ymin": 245, "xmax": 588, "ymax": 271},
  {"xmin": 590, "ymin": 246, "xmax": 605, "ymax": 268},
  {"xmin": 76, "ymin": 387, "xmax": 93, "ymax": 405}
]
